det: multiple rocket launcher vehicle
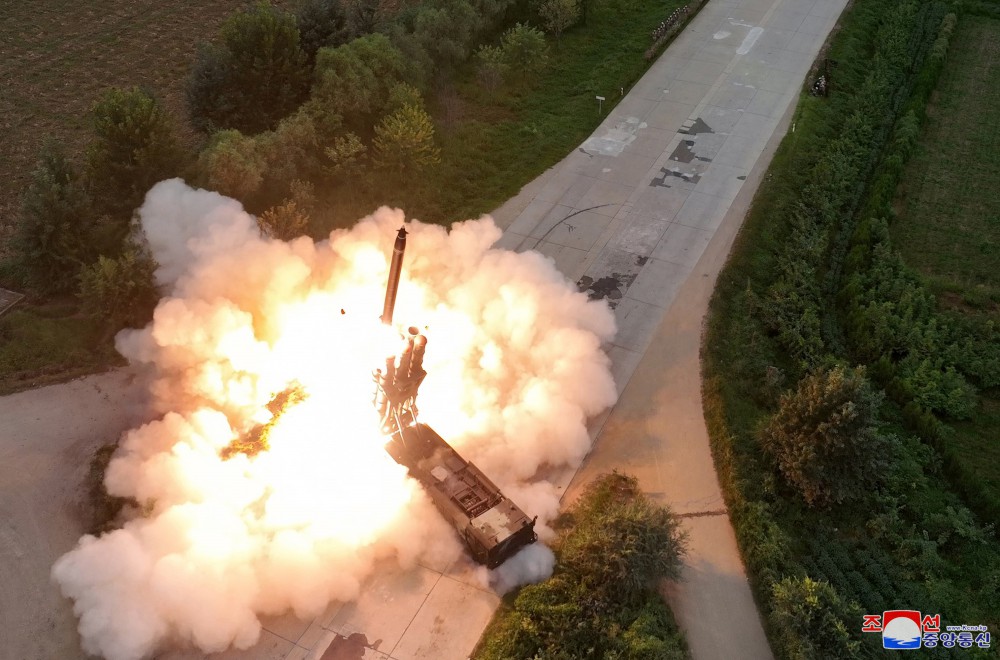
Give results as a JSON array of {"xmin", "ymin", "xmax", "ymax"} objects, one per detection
[{"xmin": 372, "ymin": 228, "xmax": 538, "ymax": 568}]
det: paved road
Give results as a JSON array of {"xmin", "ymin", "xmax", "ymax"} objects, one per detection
[{"xmin": 1, "ymin": 0, "xmax": 848, "ymax": 658}]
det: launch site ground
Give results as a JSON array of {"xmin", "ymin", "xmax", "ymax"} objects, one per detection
[{"xmin": 0, "ymin": 0, "xmax": 847, "ymax": 658}]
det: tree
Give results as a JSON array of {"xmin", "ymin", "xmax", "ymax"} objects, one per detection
[
  {"xmin": 257, "ymin": 199, "xmax": 310, "ymax": 240},
  {"xmin": 12, "ymin": 145, "xmax": 97, "ymax": 293},
  {"xmin": 474, "ymin": 45, "xmax": 507, "ymax": 93},
  {"xmin": 86, "ymin": 87, "xmax": 185, "ymax": 221},
  {"xmin": 313, "ymin": 34, "xmax": 407, "ymax": 123},
  {"xmin": 324, "ymin": 132, "xmax": 367, "ymax": 175},
  {"xmin": 770, "ymin": 577, "xmax": 861, "ymax": 660},
  {"xmin": 760, "ymin": 365, "xmax": 893, "ymax": 507},
  {"xmin": 407, "ymin": 0, "xmax": 481, "ymax": 76},
  {"xmin": 78, "ymin": 245, "xmax": 158, "ymax": 333},
  {"xmin": 372, "ymin": 103, "xmax": 440, "ymax": 174},
  {"xmin": 187, "ymin": 1, "xmax": 309, "ymax": 134},
  {"xmin": 197, "ymin": 130, "xmax": 267, "ymax": 201},
  {"xmin": 500, "ymin": 23, "xmax": 548, "ymax": 83},
  {"xmin": 538, "ymin": 0, "xmax": 579, "ymax": 40},
  {"xmin": 296, "ymin": 0, "xmax": 350, "ymax": 65}
]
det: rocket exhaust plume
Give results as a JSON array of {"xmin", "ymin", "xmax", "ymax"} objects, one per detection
[{"xmin": 52, "ymin": 179, "xmax": 617, "ymax": 660}]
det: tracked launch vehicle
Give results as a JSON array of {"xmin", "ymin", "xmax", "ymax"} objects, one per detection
[{"xmin": 373, "ymin": 228, "xmax": 537, "ymax": 568}]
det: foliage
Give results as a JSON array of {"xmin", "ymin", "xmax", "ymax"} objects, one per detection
[
  {"xmin": 77, "ymin": 245, "xmax": 158, "ymax": 334},
  {"xmin": 475, "ymin": 473, "xmax": 687, "ymax": 660},
  {"xmin": 296, "ymin": 0, "xmax": 350, "ymax": 64},
  {"xmin": 85, "ymin": 87, "xmax": 186, "ymax": 222},
  {"xmin": 474, "ymin": 44, "xmax": 508, "ymax": 92},
  {"xmin": 324, "ymin": 133, "xmax": 368, "ymax": 175},
  {"xmin": 499, "ymin": 23, "xmax": 549, "ymax": 82},
  {"xmin": 539, "ymin": 0, "xmax": 580, "ymax": 40},
  {"xmin": 760, "ymin": 365, "xmax": 893, "ymax": 507},
  {"xmin": 313, "ymin": 34, "xmax": 407, "ymax": 122},
  {"xmin": 404, "ymin": 0, "xmax": 482, "ymax": 76},
  {"xmin": 373, "ymin": 103, "xmax": 441, "ymax": 174},
  {"xmin": 12, "ymin": 145, "xmax": 97, "ymax": 294},
  {"xmin": 769, "ymin": 577, "xmax": 861, "ymax": 660},
  {"xmin": 258, "ymin": 199, "xmax": 310, "ymax": 240},
  {"xmin": 702, "ymin": 3, "xmax": 1000, "ymax": 658},
  {"xmin": 187, "ymin": 1, "xmax": 310, "ymax": 134},
  {"xmin": 197, "ymin": 129, "xmax": 267, "ymax": 201}
]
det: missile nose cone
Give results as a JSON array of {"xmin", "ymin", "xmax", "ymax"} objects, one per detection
[{"xmin": 394, "ymin": 226, "xmax": 408, "ymax": 248}]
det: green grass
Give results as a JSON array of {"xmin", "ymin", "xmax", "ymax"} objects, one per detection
[
  {"xmin": 892, "ymin": 16, "xmax": 1000, "ymax": 315},
  {"xmin": 0, "ymin": 300, "xmax": 121, "ymax": 395}
]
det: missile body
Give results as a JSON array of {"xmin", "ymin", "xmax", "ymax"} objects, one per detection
[{"xmin": 381, "ymin": 227, "xmax": 407, "ymax": 325}]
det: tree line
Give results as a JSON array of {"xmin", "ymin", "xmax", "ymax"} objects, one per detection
[{"xmin": 4, "ymin": 0, "xmax": 585, "ymax": 335}]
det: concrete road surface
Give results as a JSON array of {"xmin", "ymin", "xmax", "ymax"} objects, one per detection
[{"xmin": 0, "ymin": 0, "xmax": 848, "ymax": 658}]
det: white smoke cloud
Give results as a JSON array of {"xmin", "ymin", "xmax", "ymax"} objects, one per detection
[{"xmin": 53, "ymin": 179, "xmax": 616, "ymax": 660}]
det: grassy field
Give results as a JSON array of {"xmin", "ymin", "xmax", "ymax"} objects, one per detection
[
  {"xmin": 892, "ymin": 16, "xmax": 1000, "ymax": 316},
  {"xmin": 0, "ymin": 0, "xmax": 293, "ymax": 256}
]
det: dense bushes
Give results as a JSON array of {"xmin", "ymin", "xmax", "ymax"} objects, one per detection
[
  {"xmin": 704, "ymin": 1, "xmax": 1000, "ymax": 658},
  {"xmin": 475, "ymin": 473, "xmax": 687, "ymax": 660},
  {"xmin": 760, "ymin": 366, "xmax": 893, "ymax": 507}
]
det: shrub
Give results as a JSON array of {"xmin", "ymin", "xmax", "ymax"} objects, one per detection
[
  {"xmin": 258, "ymin": 199, "xmax": 310, "ymax": 240},
  {"xmin": 770, "ymin": 576, "xmax": 861, "ymax": 660},
  {"xmin": 760, "ymin": 365, "xmax": 893, "ymax": 507},
  {"xmin": 538, "ymin": 0, "xmax": 580, "ymax": 40},
  {"xmin": 187, "ymin": 1, "xmax": 310, "ymax": 134},
  {"xmin": 500, "ymin": 23, "xmax": 548, "ymax": 83},
  {"xmin": 373, "ymin": 103, "xmax": 441, "ymax": 174},
  {"xmin": 197, "ymin": 130, "xmax": 267, "ymax": 201},
  {"xmin": 78, "ymin": 245, "xmax": 158, "ymax": 333},
  {"xmin": 474, "ymin": 44, "xmax": 507, "ymax": 92}
]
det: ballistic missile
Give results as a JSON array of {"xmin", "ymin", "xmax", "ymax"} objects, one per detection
[{"xmin": 381, "ymin": 227, "xmax": 407, "ymax": 325}]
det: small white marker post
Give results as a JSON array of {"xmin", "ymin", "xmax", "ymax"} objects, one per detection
[{"xmin": 596, "ymin": 95, "xmax": 606, "ymax": 113}]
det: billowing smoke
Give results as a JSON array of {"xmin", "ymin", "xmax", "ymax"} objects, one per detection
[{"xmin": 52, "ymin": 179, "xmax": 616, "ymax": 660}]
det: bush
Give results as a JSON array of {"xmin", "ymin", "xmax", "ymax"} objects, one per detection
[
  {"xmin": 538, "ymin": 0, "xmax": 580, "ymax": 40},
  {"xmin": 770, "ymin": 576, "xmax": 861, "ymax": 660},
  {"xmin": 475, "ymin": 472, "xmax": 687, "ymax": 660},
  {"xmin": 86, "ymin": 87, "xmax": 185, "ymax": 221},
  {"xmin": 500, "ymin": 23, "xmax": 548, "ymax": 83},
  {"xmin": 373, "ymin": 103, "xmax": 441, "ymax": 174},
  {"xmin": 12, "ymin": 145, "xmax": 97, "ymax": 293},
  {"xmin": 78, "ymin": 245, "xmax": 158, "ymax": 333},
  {"xmin": 187, "ymin": 1, "xmax": 310, "ymax": 134},
  {"xmin": 197, "ymin": 130, "xmax": 267, "ymax": 201},
  {"xmin": 258, "ymin": 199, "xmax": 310, "ymax": 240},
  {"xmin": 760, "ymin": 365, "xmax": 893, "ymax": 507},
  {"xmin": 560, "ymin": 472, "xmax": 686, "ymax": 605}
]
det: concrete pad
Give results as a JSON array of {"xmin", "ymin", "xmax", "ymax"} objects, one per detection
[
  {"xmin": 261, "ymin": 612, "xmax": 313, "ymax": 646},
  {"xmin": 652, "ymin": 222, "xmax": 716, "ymax": 267},
  {"xmin": 209, "ymin": 630, "xmax": 296, "ymax": 660},
  {"xmin": 607, "ymin": 345, "xmax": 645, "ymax": 396},
  {"xmin": 673, "ymin": 190, "xmax": 732, "ymax": 231},
  {"xmin": 608, "ymin": 206, "xmax": 675, "ymax": 256},
  {"xmin": 532, "ymin": 241, "xmax": 590, "ymax": 278},
  {"xmin": 626, "ymin": 258, "xmax": 691, "ymax": 308},
  {"xmin": 695, "ymin": 163, "xmax": 748, "ymax": 201},
  {"xmin": 610, "ymin": 297, "xmax": 665, "ymax": 353},
  {"xmin": 390, "ymin": 577, "xmax": 498, "ymax": 660},
  {"xmin": 327, "ymin": 564, "xmax": 440, "ymax": 653},
  {"xmin": 745, "ymin": 88, "xmax": 789, "ymax": 117}
]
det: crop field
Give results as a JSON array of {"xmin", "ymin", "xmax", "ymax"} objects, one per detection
[
  {"xmin": 0, "ymin": 0, "xmax": 292, "ymax": 256},
  {"xmin": 892, "ymin": 14, "xmax": 1000, "ymax": 506},
  {"xmin": 893, "ymin": 16, "xmax": 1000, "ymax": 315}
]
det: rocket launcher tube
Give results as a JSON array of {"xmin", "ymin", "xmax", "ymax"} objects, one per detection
[{"xmin": 381, "ymin": 227, "xmax": 407, "ymax": 325}]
